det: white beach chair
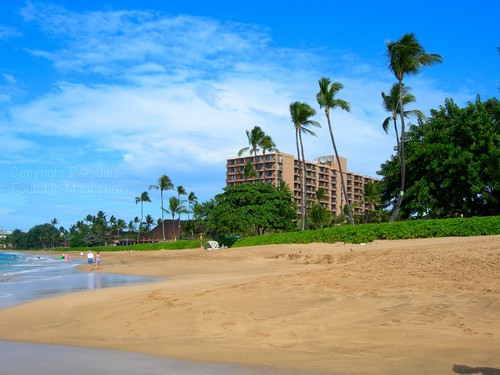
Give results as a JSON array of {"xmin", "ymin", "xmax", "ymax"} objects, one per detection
[{"xmin": 206, "ymin": 241, "xmax": 220, "ymax": 250}]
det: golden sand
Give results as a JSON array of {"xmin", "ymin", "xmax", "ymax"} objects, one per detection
[{"xmin": 0, "ymin": 236, "xmax": 498, "ymax": 374}]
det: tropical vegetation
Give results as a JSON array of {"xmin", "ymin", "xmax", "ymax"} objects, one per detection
[{"xmin": 4, "ymin": 32, "xmax": 498, "ymax": 251}]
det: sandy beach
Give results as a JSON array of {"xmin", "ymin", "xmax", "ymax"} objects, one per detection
[{"xmin": 0, "ymin": 236, "xmax": 498, "ymax": 375}]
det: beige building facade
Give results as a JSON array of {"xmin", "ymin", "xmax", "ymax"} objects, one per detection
[{"xmin": 226, "ymin": 152, "xmax": 378, "ymax": 217}]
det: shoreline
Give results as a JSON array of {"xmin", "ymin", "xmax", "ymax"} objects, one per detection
[{"xmin": 0, "ymin": 236, "xmax": 499, "ymax": 374}]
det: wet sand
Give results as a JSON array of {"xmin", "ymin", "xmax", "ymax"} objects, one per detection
[{"xmin": 0, "ymin": 236, "xmax": 498, "ymax": 374}]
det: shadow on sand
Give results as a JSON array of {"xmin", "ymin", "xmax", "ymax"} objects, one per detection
[{"xmin": 453, "ymin": 364, "xmax": 500, "ymax": 375}]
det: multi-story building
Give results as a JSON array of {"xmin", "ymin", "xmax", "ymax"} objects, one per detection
[{"xmin": 226, "ymin": 152, "xmax": 378, "ymax": 217}]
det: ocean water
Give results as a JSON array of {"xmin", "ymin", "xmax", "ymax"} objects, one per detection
[{"xmin": 0, "ymin": 251, "xmax": 158, "ymax": 309}]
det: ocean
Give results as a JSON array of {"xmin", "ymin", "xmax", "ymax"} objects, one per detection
[{"xmin": 0, "ymin": 251, "xmax": 158, "ymax": 309}]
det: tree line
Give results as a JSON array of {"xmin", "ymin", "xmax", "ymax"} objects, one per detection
[{"xmin": 4, "ymin": 32, "xmax": 498, "ymax": 249}]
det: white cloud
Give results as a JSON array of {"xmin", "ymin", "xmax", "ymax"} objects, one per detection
[{"xmin": 2, "ymin": 3, "xmax": 468, "ymax": 231}]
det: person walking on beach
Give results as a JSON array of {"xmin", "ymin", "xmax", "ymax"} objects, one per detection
[
  {"xmin": 87, "ymin": 250, "xmax": 95, "ymax": 271},
  {"xmin": 95, "ymin": 252, "xmax": 101, "ymax": 270}
]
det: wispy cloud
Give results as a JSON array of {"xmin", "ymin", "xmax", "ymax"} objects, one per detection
[{"xmin": 1, "ymin": 2, "xmax": 462, "ymax": 228}]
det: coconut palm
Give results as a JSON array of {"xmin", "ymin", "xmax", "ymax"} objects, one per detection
[
  {"xmin": 316, "ymin": 77, "xmax": 354, "ymax": 225},
  {"xmin": 164, "ymin": 196, "xmax": 186, "ymax": 240},
  {"xmin": 238, "ymin": 126, "xmax": 265, "ymax": 181},
  {"xmin": 381, "ymin": 83, "xmax": 425, "ymax": 161},
  {"xmin": 363, "ymin": 181, "xmax": 382, "ymax": 223},
  {"xmin": 144, "ymin": 214, "xmax": 155, "ymax": 235},
  {"xmin": 289, "ymin": 101, "xmax": 321, "ymax": 231},
  {"xmin": 187, "ymin": 191, "xmax": 197, "ymax": 221},
  {"xmin": 386, "ymin": 32, "xmax": 443, "ymax": 222},
  {"xmin": 242, "ymin": 162, "xmax": 258, "ymax": 183},
  {"xmin": 135, "ymin": 191, "xmax": 151, "ymax": 239},
  {"xmin": 149, "ymin": 175, "xmax": 174, "ymax": 241},
  {"xmin": 259, "ymin": 134, "xmax": 279, "ymax": 183},
  {"xmin": 116, "ymin": 218, "xmax": 126, "ymax": 238}
]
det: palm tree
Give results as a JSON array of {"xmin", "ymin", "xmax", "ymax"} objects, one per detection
[
  {"xmin": 238, "ymin": 126, "xmax": 265, "ymax": 182},
  {"xmin": 381, "ymin": 83, "xmax": 425, "ymax": 162},
  {"xmin": 289, "ymin": 101, "xmax": 321, "ymax": 231},
  {"xmin": 49, "ymin": 218, "xmax": 58, "ymax": 248},
  {"xmin": 316, "ymin": 77, "xmax": 354, "ymax": 225},
  {"xmin": 164, "ymin": 196, "xmax": 185, "ymax": 240},
  {"xmin": 144, "ymin": 214, "xmax": 155, "ymax": 236},
  {"xmin": 149, "ymin": 175, "xmax": 174, "ymax": 241},
  {"xmin": 175, "ymin": 186, "xmax": 187, "ymax": 239},
  {"xmin": 187, "ymin": 191, "xmax": 197, "ymax": 221},
  {"xmin": 363, "ymin": 181, "xmax": 381, "ymax": 223},
  {"xmin": 116, "ymin": 218, "xmax": 126, "ymax": 238},
  {"xmin": 135, "ymin": 191, "xmax": 151, "ymax": 239},
  {"xmin": 259, "ymin": 134, "xmax": 279, "ymax": 183},
  {"xmin": 386, "ymin": 32, "xmax": 443, "ymax": 222},
  {"xmin": 242, "ymin": 162, "xmax": 258, "ymax": 182},
  {"xmin": 187, "ymin": 191, "xmax": 198, "ymax": 238}
]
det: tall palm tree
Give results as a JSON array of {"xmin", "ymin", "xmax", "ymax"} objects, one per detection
[
  {"xmin": 316, "ymin": 77, "xmax": 354, "ymax": 225},
  {"xmin": 149, "ymin": 175, "xmax": 174, "ymax": 241},
  {"xmin": 135, "ymin": 191, "xmax": 151, "ymax": 239},
  {"xmin": 386, "ymin": 32, "xmax": 443, "ymax": 222},
  {"xmin": 289, "ymin": 101, "xmax": 321, "ymax": 231},
  {"xmin": 381, "ymin": 83, "xmax": 425, "ymax": 162},
  {"xmin": 175, "ymin": 186, "xmax": 187, "ymax": 238},
  {"xmin": 49, "ymin": 218, "xmax": 58, "ymax": 248},
  {"xmin": 238, "ymin": 126, "xmax": 265, "ymax": 182},
  {"xmin": 259, "ymin": 134, "xmax": 279, "ymax": 183},
  {"xmin": 187, "ymin": 191, "xmax": 198, "ymax": 239},
  {"xmin": 187, "ymin": 191, "xmax": 197, "ymax": 221}
]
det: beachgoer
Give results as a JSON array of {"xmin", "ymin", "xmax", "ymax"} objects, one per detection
[
  {"xmin": 87, "ymin": 251, "xmax": 95, "ymax": 271},
  {"xmin": 80, "ymin": 251, "xmax": 83, "ymax": 258},
  {"xmin": 95, "ymin": 252, "xmax": 101, "ymax": 270}
]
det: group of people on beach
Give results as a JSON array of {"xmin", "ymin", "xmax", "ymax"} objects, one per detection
[{"xmin": 86, "ymin": 251, "xmax": 101, "ymax": 271}]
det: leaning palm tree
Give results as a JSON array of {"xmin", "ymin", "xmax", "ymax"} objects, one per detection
[
  {"xmin": 149, "ymin": 175, "xmax": 174, "ymax": 241},
  {"xmin": 289, "ymin": 101, "xmax": 321, "ymax": 231},
  {"xmin": 386, "ymin": 32, "xmax": 443, "ymax": 222},
  {"xmin": 259, "ymin": 134, "xmax": 279, "ymax": 183},
  {"xmin": 135, "ymin": 191, "xmax": 151, "ymax": 239},
  {"xmin": 316, "ymin": 77, "xmax": 354, "ymax": 225},
  {"xmin": 238, "ymin": 126, "xmax": 265, "ymax": 182},
  {"xmin": 381, "ymin": 83, "xmax": 425, "ymax": 162}
]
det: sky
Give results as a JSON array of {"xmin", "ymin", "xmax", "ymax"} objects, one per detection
[{"xmin": 0, "ymin": 0, "xmax": 498, "ymax": 231}]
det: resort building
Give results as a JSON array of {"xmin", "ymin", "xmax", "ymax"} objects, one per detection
[{"xmin": 226, "ymin": 152, "xmax": 378, "ymax": 217}]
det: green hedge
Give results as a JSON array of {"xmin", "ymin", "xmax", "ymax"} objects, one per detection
[
  {"xmin": 67, "ymin": 239, "xmax": 203, "ymax": 253},
  {"xmin": 55, "ymin": 216, "xmax": 499, "ymax": 252},
  {"xmin": 231, "ymin": 216, "xmax": 500, "ymax": 247}
]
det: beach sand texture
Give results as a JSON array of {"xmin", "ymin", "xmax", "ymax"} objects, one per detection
[{"xmin": 0, "ymin": 236, "xmax": 498, "ymax": 375}]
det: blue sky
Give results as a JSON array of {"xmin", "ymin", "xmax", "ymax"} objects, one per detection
[{"xmin": 1, "ymin": 0, "xmax": 498, "ymax": 231}]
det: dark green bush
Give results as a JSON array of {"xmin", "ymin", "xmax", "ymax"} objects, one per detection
[{"xmin": 232, "ymin": 216, "xmax": 500, "ymax": 248}]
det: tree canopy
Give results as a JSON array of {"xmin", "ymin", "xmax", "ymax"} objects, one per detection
[
  {"xmin": 378, "ymin": 96, "xmax": 499, "ymax": 218},
  {"xmin": 195, "ymin": 183, "xmax": 298, "ymax": 237}
]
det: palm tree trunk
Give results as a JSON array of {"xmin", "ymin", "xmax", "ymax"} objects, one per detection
[
  {"xmin": 295, "ymin": 129, "xmax": 305, "ymax": 231},
  {"xmin": 325, "ymin": 112, "xmax": 354, "ymax": 225},
  {"xmin": 299, "ymin": 131, "xmax": 308, "ymax": 230},
  {"xmin": 390, "ymin": 79, "xmax": 406, "ymax": 222},
  {"xmin": 160, "ymin": 191, "xmax": 165, "ymax": 241},
  {"xmin": 392, "ymin": 117, "xmax": 401, "ymax": 162}
]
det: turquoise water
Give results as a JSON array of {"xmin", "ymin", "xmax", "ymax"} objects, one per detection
[
  {"xmin": 0, "ymin": 251, "xmax": 74, "ymax": 284},
  {"xmin": 0, "ymin": 251, "xmax": 158, "ymax": 309}
]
